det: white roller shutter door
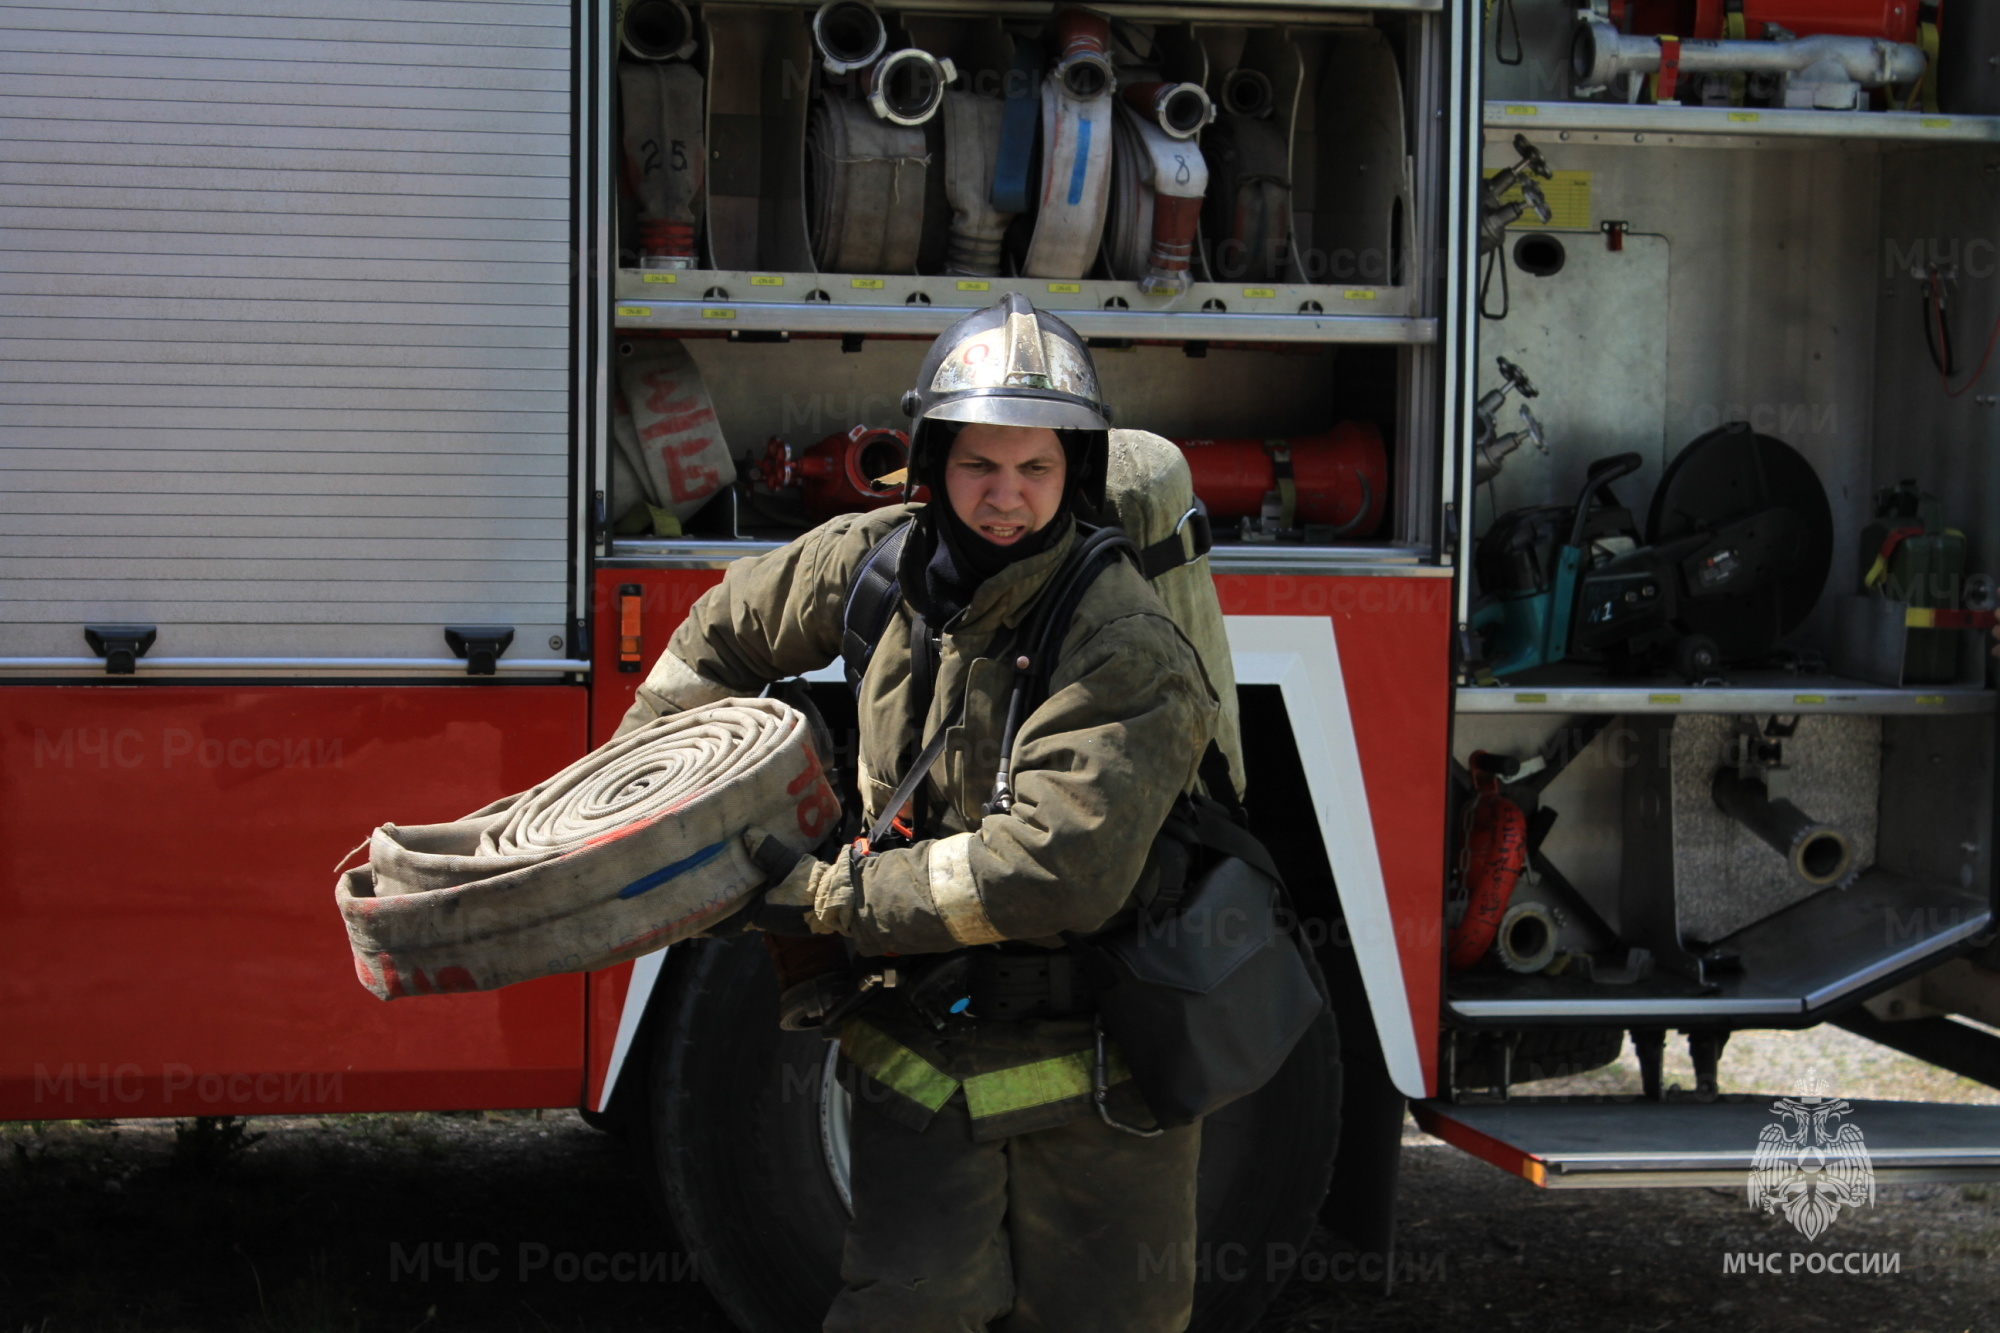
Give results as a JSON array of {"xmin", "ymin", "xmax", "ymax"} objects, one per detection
[{"xmin": 0, "ymin": 0, "xmax": 577, "ymax": 668}]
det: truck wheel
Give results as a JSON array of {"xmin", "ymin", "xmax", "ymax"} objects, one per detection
[{"xmin": 649, "ymin": 936, "xmax": 1343, "ymax": 1333}]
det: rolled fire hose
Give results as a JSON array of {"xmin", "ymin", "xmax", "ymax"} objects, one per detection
[
  {"xmin": 807, "ymin": 94, "xmax": 930, "ymax": 273},
  {"xmin": 621, "ymin": 0, "xmax": 697, "ymax": 62},
  {"xmin": 941, "ymin": 91, "xmax": 1014, "ymax": 276},
  {"xmin": 335, "ymin": 699, "xmax": 839, "ymax": 1000},
  {"xmin": 990, "ymin": 39, "xmax": 1044, "ymax": 216},
  {"xmin": 1200, "ymin": 110, "xmax": 1291, "ymax": 284},
  {"xmin": 1447, "ymin": 768, "xmax": 1527, "ymax": 972},
  {"xmin": 1105, "ymin": 100, "xmax": 1209, "ymax": 295},
  {"xmin": 620, "ymin": 61, "xmax": 706, "ymax": 265},
  {"xmin": 617, "ymin": 339, "xmax": 737, "ymax": 519},
  {"xmin": 1022, "ymin": 77, "xmax": 1116, "ymax": 279}
]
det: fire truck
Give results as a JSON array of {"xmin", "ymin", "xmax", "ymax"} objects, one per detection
[{"xmin": 5, "ymin": 0, "xmax": 1999, "ymax": 1327}]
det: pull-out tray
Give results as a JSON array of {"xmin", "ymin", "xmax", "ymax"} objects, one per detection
[{"xmin": 1412, "ymin": 1097, "xmax": 2000, "ymax": 1189}]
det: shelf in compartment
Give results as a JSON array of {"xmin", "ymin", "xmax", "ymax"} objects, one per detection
[
  {"xmin": 603, "ymin": 535, "xmax": 1445, "ymax": 575},
  {"xmin": 1456, "ymin": 665, "xmax": 1993, "ymax": 715},
  {"xmin": 1483, "ymin": 100, "xmax": 2000, "ymax": 146},
  {"xmin": 788, "ymin": 0, "xmax": 1443, "ymax": 11},
  {"xmin": 1447, "ymin": 870, "xmax": 1992, "ymax": 1023},
  {"xmin": 612, "ymin": 271, "xmax": 1433, "ymax": 345}
]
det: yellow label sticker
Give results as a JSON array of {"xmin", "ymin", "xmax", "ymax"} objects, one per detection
[
  {"xmin": 1046, "ymin": 282, "xmax": 1082, "ymax": 294},
  {"xmin": 1483, "ymin": 168, "xmax": 1592, "ymax": 231},
  {"xmin": 1505, "ymin": 105, "xmax": 1538, "ymax": 116},
  {"xmin": 956, "ymin": 280, "xmax": 991, "ymax": 292},
  {"xmin": 851, "ymin": 278, "xmax": 885, "ymax": 289},
  {"xmin": 1242, "ymin": 287, "xmax": 1277, "ymax": 299},
  {"xmin": 615, "ymin": 305, "xmax": 651, "ymax": 318},
  {"xmin": 1793, "ymin": 694, "xmax": 1826, "ymax": 705},
  {"xmin": 641, "ymin": 273, "xmax": 678, "ymax": 284},
  {"xmin": 1344, "ymin": 289, "xmax": 1377, "ymax": 301},
  {"xmin": 702, "ymin": 307, "xmax": 735, "ymax": 320},
  {"xmin": 1727, "ymin": 111, "xmax": 1760, "ymax": 123},
  {"xmin": 750, "ymin": 275, "xmax": 783, "ymax": 287},
  {"xmin": 1513, "ymin": 692, "xmax": 1547, "ymax": 704},
  {"xmin": 1922, "ymin": 118, "xmax": 1952, "ymax": 128},
  {"xmin": 1916, "ymin": 694, "xmax": 1946, "ymax": 705},
  {"xmin": 1648, "ymin": 693, "xmax": 1682, "ymax": 705}
]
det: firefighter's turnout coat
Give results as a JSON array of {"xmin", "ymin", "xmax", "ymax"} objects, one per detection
[{"xmin": 617, "ymin": 502, "xmax": 1218, "ymax": 1139}]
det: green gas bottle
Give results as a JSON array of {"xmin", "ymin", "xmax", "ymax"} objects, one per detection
[{"xmin": 1859, "ymin": 480, "xmax": 1968, "ymax": 683}]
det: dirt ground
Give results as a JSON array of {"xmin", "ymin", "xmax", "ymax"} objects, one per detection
[{"xmin": 4, "ymin": 1024, "xmax": 1997, "ymax": 1333}]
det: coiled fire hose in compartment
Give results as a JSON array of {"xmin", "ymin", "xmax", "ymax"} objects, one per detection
[
  {"xmin": 1202, "ymin": 66, "xmax": 1291, "ymax": 284},
  {"xmin": 335, "ymin": 699, "xmax": 838, "ymax": 1000},
  {"xmin": 1105, "ymin": 84, "xmax": 1213, "ymax": 294},
  {"xmin": 942, "ymin": 91, "xmax": 1014, "ymax": 276},
  {"xmin": 806, "ymin": 0, "xmax": 954, "ymax": 273},
  {"xmin": 1022, "ymin": 9, "xmax": 1117, "ymax": 280},
  {"xmin": 619, "ymin": 0, "xmax": 704, "ymax": 267}
]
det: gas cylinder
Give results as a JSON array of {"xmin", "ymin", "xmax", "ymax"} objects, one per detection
[
  {"xmin": 760, "ymin": 425, "xmax": 913, "ymax": 520},
  {"xmin": 1622, "ymin": 0, "xmax": 1919, "ymax": 44},
  {"xmin": 1171, "ymin": 422, "xmax": 1388, "ymax": 536}
]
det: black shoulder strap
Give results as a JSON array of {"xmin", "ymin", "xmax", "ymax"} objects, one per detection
[
  {"xmin": 840, "ymin": 519, "xmax": 913, "ymax": 696},
  {"xmin": 1021, "ymin": 523, "xmax": 1139, "ymax": 690},
  {"xmin": 1136, "ymin": 502, "xmax": 1213, "ymax": 580}
]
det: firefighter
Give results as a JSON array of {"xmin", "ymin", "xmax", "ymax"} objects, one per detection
[{"xmin": 616, "ymin": 294, "xmax": 1217, "ymax": 1332}]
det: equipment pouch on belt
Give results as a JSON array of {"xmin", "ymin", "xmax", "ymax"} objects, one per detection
[{"xmin": 1084, "ymin": 783, "xmax": 1326, "ymax": 1128}]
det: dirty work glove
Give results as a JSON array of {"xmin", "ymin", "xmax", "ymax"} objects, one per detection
[{"xmin": 734, "ymin": 831, "xmax": 860, "ymax": 936}]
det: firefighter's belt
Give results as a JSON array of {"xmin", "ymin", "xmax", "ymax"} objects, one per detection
[
  {"xmin": 967, "ymin": 948, "xmax": 1097, "ymax": 1020},
  {"xmin": 840, "ymin": 1017, "xmax": 1133, "ymax": 1134}
]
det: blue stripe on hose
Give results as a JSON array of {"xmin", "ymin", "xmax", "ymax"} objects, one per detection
[
  {"xmin": 616, "ymin": 839, "xmax": 728, "ymax": 899},
  {"xmin": 1066, "ymin": 116, "xmax": 1092, "ymax": 206},
  {"xmin": 991, "ymin": 42, "xmax": 1042, "ymax": 215}
]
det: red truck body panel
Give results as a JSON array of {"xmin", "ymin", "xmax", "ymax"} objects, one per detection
[{"xmin": 0, "ymin": 686, "xmax": 589, "ymax": 1120}]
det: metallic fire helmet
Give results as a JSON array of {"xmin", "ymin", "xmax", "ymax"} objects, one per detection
[{"xmin": 902, "ymin": 294, "xmax": 1112, "ymax": 483}]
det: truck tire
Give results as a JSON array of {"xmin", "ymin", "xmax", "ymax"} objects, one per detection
[{"xmin": 648, "ymin": 935, "xmax": 1343, "ymax": 1333}]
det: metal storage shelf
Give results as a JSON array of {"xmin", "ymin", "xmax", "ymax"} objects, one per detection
[
  {"xmin": 1447, "ymin": 872, "xmax": 1992, "ymax": 1024},
  {"xmin": 1456, "ymin": 666, "xmax": 1993, "ymax": 715},
  {"xmin": 729, "ymin": 0, "xmax": 1437, "ymax": 12},
  {"xmin": 1483, "ymin": 100, "xmax": 2000, "ymax": 146},
  {"xmin": 605, "ymin": 536, "xmax": 1444, "ymax": 575},
  {"xmin": 614, "ymin": 271, "xmax": 1434, "ymax": 344}
]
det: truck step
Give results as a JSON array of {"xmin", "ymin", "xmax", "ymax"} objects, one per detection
[{"xmin": 1412, "ymin": 1096, "xmax": 2000, "ymax": 1189}]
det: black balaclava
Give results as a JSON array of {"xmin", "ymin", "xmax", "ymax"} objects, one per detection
[{"xmin": 913, "ymin": 424, "xmax": 1093, "ymax": 623}]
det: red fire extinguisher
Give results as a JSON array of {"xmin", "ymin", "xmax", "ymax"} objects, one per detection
[
  {"xmin": 1622, "ymin": 0, "xmax": 1919, "ymax": 44},
  {"xmin": 759, "ymin": 425, "xmax": 915, "ymax": 520},
  {"xmin": 1171, "ymin": 422, "xmax": 1388, "ymax": 536}
]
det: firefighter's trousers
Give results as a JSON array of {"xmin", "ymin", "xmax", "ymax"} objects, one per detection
[{"xmin": 824, "ymin": 1085, "xmax": 1202, "ymax": 1333}]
